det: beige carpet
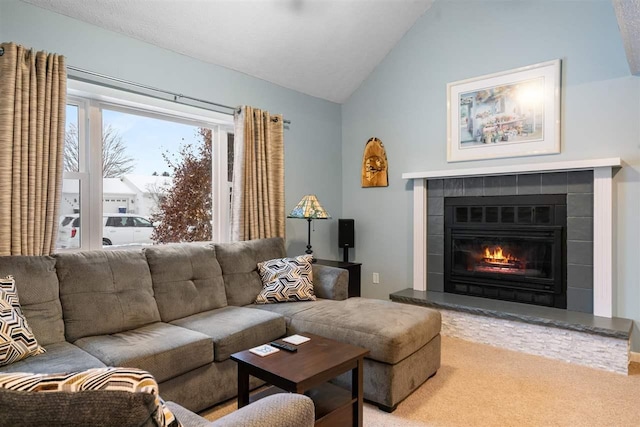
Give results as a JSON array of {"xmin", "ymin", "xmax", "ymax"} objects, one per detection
[{"xmin": 203, "ymin": 336, "xmax": 640, "ymax": 426}]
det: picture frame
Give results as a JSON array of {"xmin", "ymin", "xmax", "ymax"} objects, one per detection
[{"xmin": 447, "ymin": 60, "xmax": 561, "ymax": 162}]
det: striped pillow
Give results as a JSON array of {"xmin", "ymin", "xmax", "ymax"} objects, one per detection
[
  {"xmin": 0, "ymin": 275, "xmax": 45, "ymax": 366},
  {"xmin": 255, "ymin": 255, "xmax": 316, "ymax": 304},
  {"xmin": 0, "ymin": 367, "xmax": 180, "ymax": 427}
]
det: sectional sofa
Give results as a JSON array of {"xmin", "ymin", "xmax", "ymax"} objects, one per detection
[{"xmin": 0, "ymin": 237, "xmax": 441, "ymax": 415}]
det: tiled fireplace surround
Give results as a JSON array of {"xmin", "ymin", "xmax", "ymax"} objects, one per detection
[
  {"xmin": 395, "ymin": 159, "xmax": 634, "ymax": 374},
  {"xmin": 425, "ymin": 170, "xmax": 594, "ymax": 313}
]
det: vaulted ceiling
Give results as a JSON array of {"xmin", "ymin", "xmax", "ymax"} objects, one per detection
[
  {"xmin": 21, "ymin": 0, "xmax": 435, "ymax": 103},
  {"xmin": 18, "ymin": 1, "xmax": 640, "ymax": 102},
  {"xmin": 613, "ymin": 0, "xmax": 640, "ymax": 76}
]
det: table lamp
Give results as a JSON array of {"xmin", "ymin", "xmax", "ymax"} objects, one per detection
[{"xmin": 287, "ymin": 194, "xmax": 331, "ymax": 261}]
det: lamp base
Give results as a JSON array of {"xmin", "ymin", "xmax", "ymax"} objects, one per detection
[{"xmin": 305, "ymin": 246, "xmax": 317, "ymax": 263}]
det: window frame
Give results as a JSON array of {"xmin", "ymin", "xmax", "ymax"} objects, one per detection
[{"xmin": 61, "ymin": 80, "xmax": 233, "ymax": 251}]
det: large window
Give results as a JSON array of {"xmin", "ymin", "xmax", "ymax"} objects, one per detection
[{"xmin": 57, "ymin": 81, "xmax": 233, "ymax": 251}]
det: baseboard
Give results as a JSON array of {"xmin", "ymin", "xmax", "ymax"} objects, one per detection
[{"xmin": 630, "ymin": 351, "xmax": 640, "ymax": 364}]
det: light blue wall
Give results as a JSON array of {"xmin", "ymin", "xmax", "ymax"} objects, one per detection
[
  {"xmin": 0, "ymin": 0, "xmax": 343, "ymax": 259},
  {"xmin": 342, "ymin": 0, "xmax": 640, "ymax": 348}
]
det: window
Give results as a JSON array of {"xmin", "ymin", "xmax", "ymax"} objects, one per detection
[{"xmin": 57, "ymin": 81, "xmax": 233, "ymax": 251}]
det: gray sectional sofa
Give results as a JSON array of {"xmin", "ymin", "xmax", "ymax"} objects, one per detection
[{"xmin": 0, "ymin": 237, "xmax": 441, "ymax": 416}]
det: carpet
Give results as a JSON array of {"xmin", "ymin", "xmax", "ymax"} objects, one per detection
[{"xmin": 202, "ymin": 335, "xmax": 640, "ymax": 426}]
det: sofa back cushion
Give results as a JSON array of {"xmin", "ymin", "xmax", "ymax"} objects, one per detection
[
  {"xmin": 214, "ymin": 238, "xmax": 286, "ymax": 306},
  {"xmin": 0, "ymin": 256, "xmax": 64, "ymax": 346},
  {"xmin": 55, "ymin": 250, "xmax": 161, "ymax": 342},
  {"xmin": 144, "ymin": 244, "xmax": 227, "ymax": 322}
]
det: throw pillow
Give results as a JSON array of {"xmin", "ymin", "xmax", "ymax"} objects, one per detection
[
  {"xmin": 255, "ymin": 255, "xmax": 316, "ymax": 304},
  {"xmin": 0, "ymin": 367, "xmax": 180, "ymax": 427},
  {"xmin": 0, "ymin": 275, "xmax": 45, "ymax": 366}
]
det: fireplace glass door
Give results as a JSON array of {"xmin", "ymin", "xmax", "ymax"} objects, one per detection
[
  {"xmin": 444, "ymin": 194, "xmax": 566, "ymax": 308},
  {"xmin": 451, "ymin": 232, "xmax": 554, "ymax": 282}
]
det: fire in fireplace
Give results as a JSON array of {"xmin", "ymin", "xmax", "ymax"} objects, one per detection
[
  {"xmin": 478, "ymin": 246, "xmax": 523, "ymax": 273},
  {"xmin": 444, "ymin": 194, "xmax": 566, "ymax": 308}
]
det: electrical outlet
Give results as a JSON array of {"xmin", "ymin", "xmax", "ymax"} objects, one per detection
[{"xmin": 372, "ymin": 272, "xmax": 380, "ymax": 284}]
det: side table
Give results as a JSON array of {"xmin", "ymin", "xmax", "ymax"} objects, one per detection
[
  {"xmin": 231, "ymin": 333, "xmax": 369, "ymax": 427},
  {"xmin": 315, "ymin": 259, "xmax": 362, "ymax": 297}
]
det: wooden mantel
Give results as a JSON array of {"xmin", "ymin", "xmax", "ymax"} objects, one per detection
[{"xmin": 403, "ymin": 158, "xmax": 622, "ymax": 318}]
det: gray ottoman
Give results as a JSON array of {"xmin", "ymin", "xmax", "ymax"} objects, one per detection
[{"xmin": 287, "ymin": 297, "xmax": 441, "ymax": 411}]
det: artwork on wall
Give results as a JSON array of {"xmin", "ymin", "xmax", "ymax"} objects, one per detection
[
  {"xmin": 447, "ymin": 59, "xmax": 561, "ymax": 162},
  {"xmin": 361, "ymin": 137, "xmax": 388, "ymax": 187}
]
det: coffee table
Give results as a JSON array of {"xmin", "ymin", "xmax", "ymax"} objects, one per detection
[{"xmin": 230, "ymin": 333, "xmax": 369, "ymax": 427}]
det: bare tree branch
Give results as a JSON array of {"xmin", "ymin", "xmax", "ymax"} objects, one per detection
[
  {"xmin": 63, "ymin": 123, "xmax": 136, "ymax": 178},
  {"xmin": 64, "ymin": 123, "xmax": 80, "ymax": 173},
  {"xmin": 101, "ymin": 125, "xmax": 136, "ymax": 178}
]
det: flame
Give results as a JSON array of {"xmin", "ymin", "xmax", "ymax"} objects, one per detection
[{"xmin": 483, "ymin": 246, "xmax": 517, "ymax": 264}]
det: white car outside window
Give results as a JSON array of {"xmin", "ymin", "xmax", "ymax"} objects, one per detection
[
  {"xmin": 56, "ymin": 214, "xmax": 155, "ymax": 249},
  {"xmin": 102, "ymin": 214, "xmax": 154, "ymax": 246}
]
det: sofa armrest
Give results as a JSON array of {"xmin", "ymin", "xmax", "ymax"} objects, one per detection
[
  {"xmin": 166, "ymin": 394, "xmax": 315, "ymax": 427},
  {"xmin": 213, "ymin": 394, "xmax": 314, "ymax": 427},
  {"xmin": 312, "ymin": 264, "xmax": 349, "ymax": 300}
]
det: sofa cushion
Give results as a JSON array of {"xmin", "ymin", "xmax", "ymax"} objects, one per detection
[
  {"xmin": 56, "ymin": 250, "xmax": 161, "ymax": 342},
  {"xmin": 144, "ymin": 244, "xmax": 227, "ymax": 322},
  {"xmin": 214, "ymin": 238, "xmax": 286, "ymax": 306},
  {"xmin": 0, "ymin": 256, "xmax": 64, "ymax": 346},
  {"xmin": 255, "ymin": 255, "xmax": 316, "ymax": 304},
  {"xmin": 171, "ymin": 306, "xmax": 285, "ymax": 362},
  {"xmin": 0, "ymin": 276, "xmax": 46, "ymax": 366},
  {"xmin": 74, "ymin": 322, "xmax": 213, "ymax": 383},
  {"xmin": 249, "ymin": 299, "xmax": 334, "ymax": 332},
  {"xmin": 0, "ymin": 341, "xmax": 106, "ymax": 374},
  {"xmin": 0, "ymin": 367, "xmax": 179, "ymax": 427},
  {"xmin": 288, "ymin": 298, "xmax": 441, "ymax": 364},
  {"xmin": 249, "ymin": 299, "xmax": 330, "ymax": 320}
]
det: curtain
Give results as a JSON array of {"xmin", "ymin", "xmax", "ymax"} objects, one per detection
[
  {"xmin": 231, "ymin": 106, "xmax": 284, "ymax": 241},
  {"xmin": 0, "ymin": 42, "xmax": 66, "ymax": 255}
]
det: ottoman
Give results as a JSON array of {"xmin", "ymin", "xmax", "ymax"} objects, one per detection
[{"xmin": 287, "ymin": 297, "xmax": 441, "ymax": 411}]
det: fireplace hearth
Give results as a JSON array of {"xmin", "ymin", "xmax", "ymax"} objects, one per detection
[{"xmin": 444, "ymin": 194, "xmax": 566, "ymax": 308}]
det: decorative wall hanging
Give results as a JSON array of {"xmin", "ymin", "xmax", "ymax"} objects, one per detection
[
  {"xmin": 447, "ymin": 59, "xmax": 561, "ymax": 162},
  {"xmin": 361, "ymin": 137, "xmax": 388, "ymax": 187}
]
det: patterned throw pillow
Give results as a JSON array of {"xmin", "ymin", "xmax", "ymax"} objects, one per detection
[
  {"xmin": 0, "ymin": 275, "xmax": 45, "ymax": 366},
  {"xmin": 0, "ymin": 367, "xmax": 180, "ymax": 427},
  {"xmin": 255, "ymin": 255, "xmax": 316, "ymax": 304}
]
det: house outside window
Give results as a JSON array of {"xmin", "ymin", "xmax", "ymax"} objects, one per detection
[{"xmin": 57, "ymin": 81, "xmax": 233, "ymax": 251}]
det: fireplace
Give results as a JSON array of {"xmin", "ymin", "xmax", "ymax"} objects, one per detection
[{"xmin": 444, "ymin": 194, "xmax": 566, "ymax": 308}]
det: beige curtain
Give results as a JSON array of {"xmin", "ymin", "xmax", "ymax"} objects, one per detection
[
  {"xmin": 231, "ymin": 106, "xmax": 284, "ymax": 241},
  {"xmin": 0, "ymin": 42, "xmax": 66, "ymax": 255}
]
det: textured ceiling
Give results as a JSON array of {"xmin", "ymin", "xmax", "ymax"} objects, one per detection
[
  {"xmin": 21, "ymin": 0, "xmax": 434, "ymax": 103},
  {"xmin": 613, "ymin": 0, "xmax": 640, "ymax": 75}
]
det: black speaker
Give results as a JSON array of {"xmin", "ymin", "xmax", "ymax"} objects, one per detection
[{"xmin": 339, "ymin": 219, "xmax": 355, "ymax": 249}]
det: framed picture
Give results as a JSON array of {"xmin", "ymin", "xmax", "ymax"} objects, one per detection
[{"xmin": 447, "ymin": 60, "xmax": 561, "ymax": 162}]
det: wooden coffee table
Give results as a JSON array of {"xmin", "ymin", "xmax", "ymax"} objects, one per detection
[{"xmin": 230, "ymin": 333, "xmax": 369, "ymax": 427}]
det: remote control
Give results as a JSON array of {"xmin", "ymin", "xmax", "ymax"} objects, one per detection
[{"xmin": 270, "ymin": 341, "xmax": 297, "ymax": 352}]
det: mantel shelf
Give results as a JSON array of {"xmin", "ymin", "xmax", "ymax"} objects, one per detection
[{"xmin": 402, "ymin": 157, "xmax": 622, "ymax": 180}]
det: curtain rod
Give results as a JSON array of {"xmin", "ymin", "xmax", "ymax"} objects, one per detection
[{"xmin": 66, "ymin": 65, "xmax": 291, "ymax": 125}]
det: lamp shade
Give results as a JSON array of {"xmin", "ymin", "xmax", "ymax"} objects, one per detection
[{"xmin": 287, "ymin": 195, "xmax": 331, "ymax": 219}]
